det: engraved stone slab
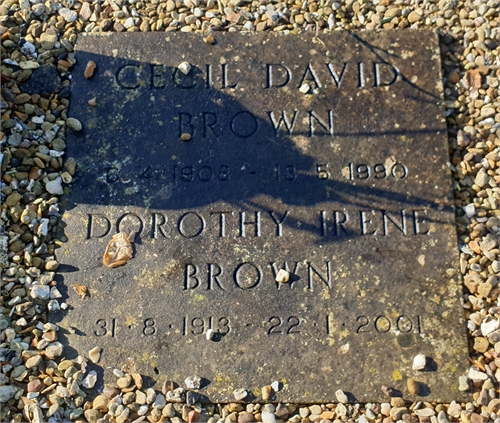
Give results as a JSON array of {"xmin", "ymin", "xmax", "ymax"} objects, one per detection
[{"xmin": 55, "ymin": 31, "xmax": 469, "ymax": 402}]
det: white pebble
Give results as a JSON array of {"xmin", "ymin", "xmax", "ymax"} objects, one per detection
[
  {"xmin": 463, "ymin": 203, "xmax": 475, "ymax": 218},
  {"xmin": 178, "ymin": 61, "xmax": 191, "ymax": 75},
  {"xmin": 275, "ymin": 269, "xmax": 290, "ymax": 283},
  {"xmin": 184, "ymin": 375, "xmax": 201, "ymax": 389},
  {"xmin": 30, "ymin": 285, "xmax": 50, "ymax": 300},
  {"xmin": 45, "ymin": 177, "xmax": 63, "ymax": 195},
  {"xmin": 233, "ymin": 388, "xmax": 248, "ymax": 400},
  {"xmin": 469, "ymin": 366, "xmax": 488, "ymax": 381},
  {"xmin": 206, "ymin": 328, "xmax": 215, "ymax": 340},
  {"xmin": 481, "ymin": 318, "xmax": 500, "ymax": 336},
  {"xmin": 82, "ymin": 370, "xmax": 98, "ymax": 389},
  {"xmin": 412, "ymin": 353, "xmax": 427, "ymax": 370},
  {"xmin": 261, "ymin": 411, "xmax": 276, "ymax": 423},
  {"xmin": 299, "ymin": 83, "xmax": 310, "ymax": 93}
]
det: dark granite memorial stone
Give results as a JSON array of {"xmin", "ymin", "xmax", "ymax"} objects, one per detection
[{"xmin": 55, "ymin": 31, "xmax": 468, "ymax": 402}]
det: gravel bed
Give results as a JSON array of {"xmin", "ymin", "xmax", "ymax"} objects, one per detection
[{"xmin": 1, "ymin": 0, "xmax": 500, "ymax": 422}]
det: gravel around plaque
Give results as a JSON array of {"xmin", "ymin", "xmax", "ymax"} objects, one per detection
[{"xmin": 0, "ymin": 0, "xmax": 500, "ymax": 422}]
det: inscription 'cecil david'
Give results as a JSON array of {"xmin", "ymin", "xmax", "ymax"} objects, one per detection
[{"xmin": 115, "ymin": 61, "xmax": 400, "ymax": 91}]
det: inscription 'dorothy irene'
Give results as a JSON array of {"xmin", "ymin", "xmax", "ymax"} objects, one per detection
[{"xmin": 56, "ymin": 32, "xmax": 468, "ymax": 403}]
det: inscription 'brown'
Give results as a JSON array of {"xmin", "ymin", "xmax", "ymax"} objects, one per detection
[{"xmin": 59, "ymin": 32, "xmax": 468, "ymax": 404}]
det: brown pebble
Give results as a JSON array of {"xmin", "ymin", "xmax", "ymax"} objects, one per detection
[
  {"xmin": 390, "ymin": 397, "xmax": 405, "ymax": 407},
  {"xmin": 88, "ymin": 97, "xmax": 97, "ymax": 107},
  {"xmin": 92, "ymin": 394, "xmax": 109, "ymax": 411},
  {"xmin": 180, "ymin": 132, "xmax": 191, "ymax": 141},
  {"xmin": 162, "ymin": 380, "xmax": 176, "ymax": 394},
  {"xmin": 204, "ymin": 35, "xmax": 215, "ymax": 44},
  {"xmin": 84, "ymin": 60, "xmax": 97, "ymax": 79},
  {"xmin": 188, "ymin": 410, "xmax": 199, "ymax": 423},
  {"xmin": 448, "ymin": 72, "xmax": 460, "ymax": 84},
  {"xmin": 407, "ymin": 378, "xmax": 420, "ymax": 395},
  {"xmin": 27, "ymin": 378, "xmax": 43, "ymax": 392},
  {"xmin": 29, "ymin": 167, "xmax": 41, "ymax": 180},
  {"xmin": 261, "ymin": 385, "xmax": 272, "ymax": 401},
  {"xmin": 238, "ymin": 412, "xmax": 254, "ymax": 423}
]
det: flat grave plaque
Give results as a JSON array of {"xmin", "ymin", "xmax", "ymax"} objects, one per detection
[{"xmin": 56, "ymin": 31, "xmax": 469, "ymax": 402}]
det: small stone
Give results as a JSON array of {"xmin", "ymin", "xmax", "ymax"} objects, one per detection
[
  {"xmin": 238, "ymin": 412, "xmax": 254, "ymax": 423},
  {"xmin": 390, "ymin": 407, "xmax": 408, "ymax": 421},
  {"xmin": 390, "ymin": 397, "xmax": 405, "ymax": 408},
  {"xmin": 188, "ymin": 410, "xmax": 199, "ymax": 423},
  {"xmin": 488, "ymin": 398, "xmax": 500, "ymax": 413},
  {"xmin": 5, "ymin": 192, "xmax": 22, "ymax": 207},
  {"xmin": 299, "ymin": 407, "xmax": 310, "ymax": 418},
  {"xmin": 475, "ymin": 169, "xmax": 490, "ymax": 188},
  {"xmin": 27, "ymin": 378, "xmax": 43, "ymax": 392},
  {"xmin": 321, "ymin": 411, "xmax": 335, "ymax": 420},
  {"xmin": 206, "ymin": 328, "xmax": 215, "ymax": 340},
  {"xmin": 178, "ymin": 61, "xmax": 191, "ymax": 75},
  {"xmin": 131, "ymin": 373, "xmax": 143, "ymax": 389},
  {"xmin": 66, "ymin": 117, "xmax": 82, "ymax": 131},
  {"xmin": 234, "ymin": 388, "xmax": 248, "ymax": 400},
  {"xmin": 162, "ymin": 380, "xmax": 176, "ymax": 394},
  {"xmin": 470, "ymin": 413, "xmax": 484, "ymax": 423},
  {"xmin": 84, "ymin": 61, "xmax": 97, "ymax": 79},
  {"xmin": 299, "ymin": 83, "xmax": 310, "ymax": 93},
  {"xmin": 146, "ymin": 387, "xmax": 156, "ymax": 404},
  {"xmin": 414, "ymin": 408, "xmax": 435, "ymax": 417},
  {"xmin": 93, "ymin": 394, "xmax": 109, "ymax": 411},
  {"xmin": 473, "ymin": 337, "xmax": 490, "ymax": 353},
  {"xmin": 186, "ymin": 390, "xmax": 198, "ymax": 406},
  {"xmin": 163, "ymin": 403, "xmax": 175, "ymax": 417},
  {"xmin": 262, "ymin": 385, "xmax": 272, "ymax": 401},
  {"xmin": 79, "ymin": 2, "xmax": 92, "ymax": 20},
  {"xmin": 335, "ymin": 389, "xmax": 348, "ymax": 403},
  {"xmin": 204, "ymin": 35, "xmax": 215, "ymax": 44},
  {"xmin": 180, "ymin": 132, "xmax": 191, "ymax": 141},
  {"xmin": 8, "ymin": 133, "xmax": 22, "ymax": 147},
  {"xmin": 84, "ymin": 409, "xmax": 103, "ymax": 423},
  {"xmin": 59, "ymin": 7, "xmax": 78, "ymax": 22},
  {"xmin": 275, "ymin": 269, "xmax": 290, "ymax": 283},
  {"xmin": 25, "ymin": 355, "xmax": 42, "ymax": 369},
  {"xmin": 407, "ymin": 11, "xmax": 421, "ymax": 23},
  {"xmin": 275, "ymin": 404, "xmax": 289, "ymax": 419},
  {"xmin": 88, "ymin": 97, "xmax": 97, "ymax": 107},
  {"xmin": 380, "ymin": 403, "xmax": 391, "ymax": 416},
  {"xmin": 0, "ymin": 385, "xmax": 16, "ymax": 402},
  {"xmin": 117, "ymin": 373, "xmax": 132, "ymax": 389},
  {"xmin": 309, "ymin": 405, "xmax": 322, "ymax": 415},
  {"xmin": 82, "ymin": 370, "xmax": 98, "ymax": 389},
  {"xmin": 261, "ymin": 411, "xmax": 276, "ymax": 423},
  {"xmin": 89, "ymin": 346, "xmax": 101, "ymax": 363},
  {"xmin": 45, "ymin": 178, "xmax": 63, "ymax": 195},
  {"xmin": 407, "ymin": 378, "xmax": 420, "ymax": 395},
  {"xmin": 136, "ymin": 390, "xmax": 147, "ymax": 405},
  {"xmin": 31, "ymin": 285, "xmax": 50, "ymax": 299},
  {"xmin": 44, "ymin": 342, "xmax": 64, "ymax": 359},
  {"xmin": 15, "ymin": 93, "xmax": 31, "ymax": 104},
  {"xmin": 437, "ymin": 410, "xmax": 450, "ymax": 423},
  {"xmin": 412, "ymin": 353, "xmax": 426, "ymax": 370},
  {"xmin": 469, "ymin": 367, "xmax": 488, "ymax": 381},
  {"xmin": 271, "ymin": 381, "xmax": 280, "ymax": 392},
  {"xmin": 153, "ymin": 393, "xmax": 166, "ymax": 409},
  {"xmin": 185, "ymin": 375, "xmax": 201, "ymax": 389},
  {"xmin": 45, "ymin": 260, "xmax": 59, "ymax": 271},
  {"xmin": 228, "ymin": 403, "xmax": 244, "ymax": 412}
]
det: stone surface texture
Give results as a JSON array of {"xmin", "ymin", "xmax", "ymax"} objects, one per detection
[{"xmin": 56, "ymin": 32, "xmax": 468, "ymax": 403}]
